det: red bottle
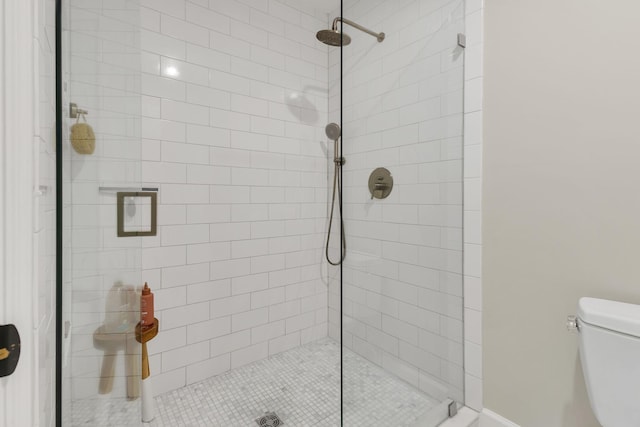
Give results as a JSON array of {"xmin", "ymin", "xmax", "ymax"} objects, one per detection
[{"xmin": 140, "ymin": 282, "xmax": 154, "ymax": 326}]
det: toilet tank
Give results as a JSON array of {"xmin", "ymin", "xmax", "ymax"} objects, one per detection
[{"xmin": 577, "ymin": 297, "xmax": 640, "ymax": 427}]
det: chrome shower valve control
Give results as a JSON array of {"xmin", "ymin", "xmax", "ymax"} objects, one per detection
[{"xmin": 368, "ymin": 168, "xmax": 393, "ymax": 200}]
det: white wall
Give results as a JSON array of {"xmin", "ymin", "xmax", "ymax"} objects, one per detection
[
  {"xmin": 483, "ymin": 0, "xmax": 640, "ymax": 426},
  {"xmin": 138, "ymin": 0, "xmax": 330, "ymax": 395},
  {"xmin": 327, "ymin": 0, "xmax": 467, "ymax": 403},
  {"xmin": 0, "ymin": 2, "xmax": 37, "ymax": 424},
  {"xmin": 1, "ymin": 0, "xmax": 57, "ymax": 425}
]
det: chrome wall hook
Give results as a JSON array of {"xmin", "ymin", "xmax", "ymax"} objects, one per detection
[{"xmin": 69, "ymin": 102, "xmax": 88, "ymax": 118}]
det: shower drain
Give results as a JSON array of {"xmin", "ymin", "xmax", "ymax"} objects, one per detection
[{"xmin": 255, "ymin": 412, "xmax": 283, "ymax": 427}]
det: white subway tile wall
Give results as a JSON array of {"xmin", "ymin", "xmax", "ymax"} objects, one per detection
[
  {"xmin": 328, "ymin": 0, "xmax": 468, "ymax": 404},
  {"xmin": 138, "ymin": 0, "xmax": 330, "ymax": 394}
]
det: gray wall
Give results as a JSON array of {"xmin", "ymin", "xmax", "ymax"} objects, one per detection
[{"xmin": 483, "ymin": 0, "xmax": 640, "ymax": 426}]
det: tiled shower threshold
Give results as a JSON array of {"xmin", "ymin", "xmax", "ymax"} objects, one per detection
[{"xmin": 69, "ymin": 339, "xmax": 441, "ymax": 426}]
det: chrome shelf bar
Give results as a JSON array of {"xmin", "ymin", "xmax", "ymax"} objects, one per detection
[{"xmin": 99, "ymin": 186, "xmax": 159, "ymax": 193}]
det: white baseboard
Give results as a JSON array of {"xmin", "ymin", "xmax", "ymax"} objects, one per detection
[{"xmin": 480, "ymin": 409, "xmax": 521, "ymax": 427}]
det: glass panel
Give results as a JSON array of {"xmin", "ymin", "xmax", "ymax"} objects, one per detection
[
  {"xmin": 339, "ymin": 0, "xmax": 466, "ymax": 424},
  {"xmin": 60, "ymin": 1, "xmax": 344, "ymax": 426},
  {"xmin": 61, "ymin": 0, "xmax": 143, "ymax": 424}
]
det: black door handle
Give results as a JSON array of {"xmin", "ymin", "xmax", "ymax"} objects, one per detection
[{"xmin": 0, "ymin": 324, "xmax": 20, "ymax": 377}]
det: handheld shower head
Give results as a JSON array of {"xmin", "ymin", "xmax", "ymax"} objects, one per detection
[
  {"xmin": 326, "ymin": 123, "xmax": 344, "ymax": 166},
  {"xmin": 325, "ymin": 123, "xmax": 341, "ymax": 140}
]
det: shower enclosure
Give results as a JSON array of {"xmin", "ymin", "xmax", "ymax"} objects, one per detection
[{"xmin": 58, "ymin": 0, "xmax": 465, "ymax": 425}]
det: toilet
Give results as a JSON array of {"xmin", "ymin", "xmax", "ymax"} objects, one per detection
[{"xmin": 575, "ymin": 297, "xmax": 640, "ymax": 427}]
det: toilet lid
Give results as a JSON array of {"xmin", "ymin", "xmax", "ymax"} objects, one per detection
[{"xmin": 578, "ymin": 297, "xmax": 640, "ymax": 338}]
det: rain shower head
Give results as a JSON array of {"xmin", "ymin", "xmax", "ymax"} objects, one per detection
[
  {"xmin": 325, "ymin": 123, "xmax": 341, "ymax": 140},
  {"xmin": 317, "ymin": 17, "xmax": 384, "ymax": 46},
  {"xmin": 316, "ymin": 29, "xmax": 351, "ymax": 47}
]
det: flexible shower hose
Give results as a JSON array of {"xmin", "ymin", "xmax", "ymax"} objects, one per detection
[{"xmin": 326, "ymin": 159, "xmax": 346, "ymax": 266}]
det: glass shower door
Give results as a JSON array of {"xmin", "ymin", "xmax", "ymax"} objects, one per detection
[
  {"xmin": 61, "ymin": 0, "xmax": 144, "ymax": 425},
  {"xmin": 339, "ymin": 0, "xmax": 466, "ymax": 425}
]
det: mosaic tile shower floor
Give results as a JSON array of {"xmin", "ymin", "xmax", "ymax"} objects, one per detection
[{"xmin": 68, "ymin": 339, "xmax": 438, "ymax": 426}]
